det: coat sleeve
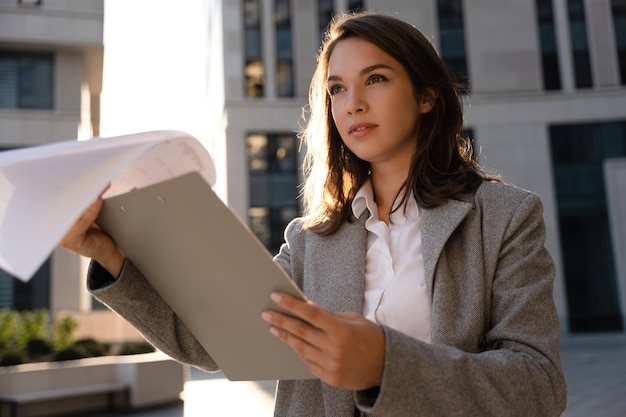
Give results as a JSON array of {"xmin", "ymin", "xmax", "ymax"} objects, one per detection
[
  {"xmin": 87, "ymin": 259, "xmax": 220, "ymax": 373},
  {"xmin": 355, "ymin": 192, "xmax": 567, "ymax": 417}
]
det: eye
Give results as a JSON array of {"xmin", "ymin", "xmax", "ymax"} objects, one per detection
[
  {"xmin": 368, "ymin": 74, "xmax": 387, "ymax": 84},
  {"xmin": 328, "ymin": 84, "xmax": 345, "ymax": 96}
]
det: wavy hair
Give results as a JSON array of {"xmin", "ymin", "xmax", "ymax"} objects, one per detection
[{"xmin": 300, "ymin": 12, "xmax": 496, "ymax": 235}]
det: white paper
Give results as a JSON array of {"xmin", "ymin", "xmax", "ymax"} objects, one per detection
[{"xmin": 0, "ymin": 130, "xmax": 216, "ymax": 282}]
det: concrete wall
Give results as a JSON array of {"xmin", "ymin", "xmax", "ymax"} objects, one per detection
[{"xmin": 0, "ymin": 0, "xmax": 103, "ymax": 46}]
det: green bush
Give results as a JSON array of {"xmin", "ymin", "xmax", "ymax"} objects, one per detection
[
  {"xmin": 0, "ymin": 309, "xmax": 20, "ymax": 351},
  {"xmin": 18, "ymin": 309, "xmax": 50, "ymax": 348},
  {"xmin": 0, "ymin": 309, "xmax": 155, "ymax": 366},
  {"xmin": 74, "ymin": 338, "xmax": 110, "ymax": 357},
  {"xmin": 53, "ymin": 315, "xmax": 78, "ymax": 351},
  {"xmin": 0, "ymin": 349, "xmax": 28, "ymax": 366},
  {"xmin": 118, "ymin": 342, "xmax": 155, "ymax": 355},
  {"xmin": 51, "ymin": 346, "xmax": 88, "ymax": 362},
  {"xmin": 26, "ymin": 337, "xmax": 53, "ymax": 359}
]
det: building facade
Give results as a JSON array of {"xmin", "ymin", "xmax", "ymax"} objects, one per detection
[
  {"xmin": 0, "ymin": 0, "xmax": 104, "ymax": 313},
  {"xmin": 1, "ymin": 0, "xmax": 625, "ymax": 337},
  {"xmin": 214, "ymin": 0, "xmax": 626, "ymax": 335}
]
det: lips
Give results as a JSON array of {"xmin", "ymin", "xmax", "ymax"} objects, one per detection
[{"xmin": 349, "ymin": 122, "xmax": 376, "ymax": 137}]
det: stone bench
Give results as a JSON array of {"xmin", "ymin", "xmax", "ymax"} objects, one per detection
[
  {"xmin": 0, "ymin": 352, "xmax": 184, "ymax": 417},
  {"xmin": 0, "ymin": 382, "xmax": 130, "ymax": 417}
]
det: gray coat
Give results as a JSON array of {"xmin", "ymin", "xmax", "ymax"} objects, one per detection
[{"xmin": 88, "ymin": 180, "xmax": 567, "ymax": 417}]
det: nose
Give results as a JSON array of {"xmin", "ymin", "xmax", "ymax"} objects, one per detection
[{"xmin": 347, "ymin": 88, "xmax": 367, "ymax": 114}]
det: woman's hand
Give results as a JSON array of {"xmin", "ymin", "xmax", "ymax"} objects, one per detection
[
  {"xmin": 261, "ymin": 292, "xmax": 385, "ymax": 390},
  {"xmin": 60, "ymin": 197, "xmax": 125, "ymax": 278}
]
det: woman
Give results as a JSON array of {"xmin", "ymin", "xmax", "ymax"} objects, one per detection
[{"xmin": 62, "ymin": 12, "xmax": 567, "ymax": 417}]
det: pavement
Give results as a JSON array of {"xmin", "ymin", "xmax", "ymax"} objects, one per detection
[{"xmin": 97, "ymin": 333, "xmax": 626, "ymax": 417}]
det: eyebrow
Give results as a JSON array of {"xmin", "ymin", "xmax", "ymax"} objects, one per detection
[{"xmin": 327, "ymin": 63, "xmax": 394, "ymax": 82}]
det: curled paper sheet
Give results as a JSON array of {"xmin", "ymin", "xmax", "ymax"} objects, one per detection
[{"xmin": 0, "ymin": 130, "xmax": 215, "ymax": 282}]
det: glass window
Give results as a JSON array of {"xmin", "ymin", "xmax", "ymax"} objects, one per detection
[
  {"xmin": 348, "ymin": 0, "xmax": 364, "ymax": 12},
  {"xmin": 437, "ymin": 0, "xmax": 470, "ymax": 90},
  {"xmin": 18, "ymin": 0, "xmax": 43, "ymax": 6},
  {"xmin": 567, "ymin": 0, "xmax": 593, "ymax": 88},
  {"xmin": 247, "ymin": 133, "xmax": 301, "ymax": 254},
  {"xmin": 611, "ymin": 0, "xmax": 626, "ymax": 85},
  {"xmin": 0, "ymin": 51, "xmax": 53, "ymax": 109},
  {"xmin": 275, "ymin": 0, "xmax": 294, "ymax": 97},
  {"xmin": 0, "ymin": 260, "xmax": 50, "ymax": 310},
  {"xmin": 318, "ymin": 0, "xmax": 334, "ymax": 40},
  {"xmin": 535, "ymin": 0, "xmax": 562, "ymax": 90},
  {"xmin": 550, "ymin": 121, "xmax": 626, "ymax": 332},
  {"xmin": 244, "ymin": 0, "xmax": 264, "ymax": 97}
]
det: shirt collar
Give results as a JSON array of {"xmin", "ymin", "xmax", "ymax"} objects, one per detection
[
  {"xmin": 352, "ymin": 179, "xmax": 375, "ymax": 219},
  {"xmin": 351, "ymin": 179, "xmax": 420, "ymax": 224}
]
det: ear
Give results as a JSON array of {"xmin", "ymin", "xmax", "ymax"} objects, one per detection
[{"xmin": 418, "ymin": 89, "xmax": 437, "ymax": 114}]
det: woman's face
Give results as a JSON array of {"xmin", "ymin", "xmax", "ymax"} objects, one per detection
[{"xmin": 327, "ymin": 37, "xmax": 433, "ymax": 172}]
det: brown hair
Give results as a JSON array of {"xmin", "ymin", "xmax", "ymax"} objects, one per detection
[{"xmin": 300, "ymin": 12, "xmax": 496, "ymax": 235}]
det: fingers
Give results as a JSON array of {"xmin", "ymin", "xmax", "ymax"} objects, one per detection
[
  {"xmin": 261, "ymin": 292, "xmax": 386, "ymax": 390},
  {"xmin": 78, "ymin": 197, "xmax": 104, "ymax": 230},
  {"xmin": 59, "ymin": 197, "xmax": 125, "ymax": 277},
  {"xmin": 270, "ymin": 292, "xmax": 331, "ymax": 330},
  {"xmin": 60, "ymin": 198, "xmax": 103, "ymax": 247},
  {"xmin": 261, "ymin": 296, "xmax": 324, "ymax": 351}
]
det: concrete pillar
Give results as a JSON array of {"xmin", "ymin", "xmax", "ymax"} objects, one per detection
[
  {"xmin": 585, "ymin": 0, "xmax": 621, "ymax": 87},
  {"xmin": 604, "ymin": 158, "xmax": 626, "ymax": 333},
  {"xmin": 552, "ymin": 0, "xmax": 576, "ymax": 92}
]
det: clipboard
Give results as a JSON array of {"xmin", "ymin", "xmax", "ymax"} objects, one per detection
[{"xmin": 96, "ymin": 171, "xmax": 314, "ymax": 381}]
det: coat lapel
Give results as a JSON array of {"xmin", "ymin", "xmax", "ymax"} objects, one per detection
[
  {"xmin": 305, "ymin": 213, "xmax": 368, "ymax": 313},
  {"xmin": 420, "ymin": 197, "xmax": 474, "ymax": 298}
]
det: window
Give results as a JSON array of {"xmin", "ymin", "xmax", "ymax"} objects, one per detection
[
  {"xmin": 550, "ymin": 121, "xmax": 626, "ymax": 332},
  {"xmin": 611, "ymin": 0, "xmax": 626, "ymax": 85},
  {"xmin": 318, "ymin": 0, "xmax": 334, "ymax": 40},
  {"xmin": 437, "ymin": 0, "xmax": 470, "ymax": 90},
  {"xmin": 243, "ymin": 0, "xmax": 264, "ymax": 97},
  {"xmin": 317, "ymin": 1, "xmax": 366, "ymax": 44},
  {"xmin": 275, "ymin": 0, "xmax": 294, "ymax": 97},
  {"xmin": 348, "ymin": 0, "xmax": 364, "ymax": 12},
  {"xmin": 0, "ymin": 51, "xmax": 53, "ymax": 109},
  {"xmin": 0, "ymin": 260, "xmax": 50, "ymax": 310},
  {"xmin": 247, "ymin": 133, "xmax": 300, "ymax": 254},
  {"xmin": 535, "ymin": 0, "xmax": 562, "ymax": 90},
  {"xmin": 567, "ymin": 0, "xmax": 593, "ymax": 88},
  {"xmin": 18, "ymin": 0, "xmax": 42, "ymax": 6}
]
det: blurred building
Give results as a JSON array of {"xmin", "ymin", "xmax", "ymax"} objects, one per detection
[
  {"xmin": 1, "ymin": 0, "xmax": 625, "ymax": 337},
  {"xmin": 0, "ymin": 0, "xmax": 103, "ymax": 313}
]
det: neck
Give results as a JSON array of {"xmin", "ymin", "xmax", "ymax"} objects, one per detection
[{"xmin": 370, "ymin": 164, "xmax": 409, "ymax": 224}]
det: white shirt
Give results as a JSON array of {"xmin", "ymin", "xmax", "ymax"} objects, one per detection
[{"xmin": 352, "ymin": 180, "xmax": 431, "ymax": 343}]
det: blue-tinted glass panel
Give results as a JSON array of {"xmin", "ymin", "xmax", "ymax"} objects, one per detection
[
  {"xmin": 318, "ymin": 0, "xmax": 334, "ymax": 39},
  {"xmin": 437, "ymin": 0, "xmax": 470, "ymax": 89},
  {"xmin": 0, "ymin": 259, "xmax": 50, "ymax": 310},
  {"xmin": 275, "ymin": 0, "xmax": 294, "ymax": 97},
  {"xmin": 567, "ymin": 0, "xmax": 593, "ymax": 88},
  {"xmin": 348, "ymin": 0, "xmax": 364, "ymax": 12},
  {"xmin": 244, "ymin": 0, "xmax": 264, "ymax": 97},
  {"xmin": 550, "ymin": 121, "xmax": 626, "ymax": 332},
  {"xmin": 247, "ymin": 133, "xmax": 300, "ymax": 254},
  {"xmin": 0, "ymin": 51, "xmax": 53, "ymax": 109},
  {"xmin": 536, "ymin": 0, "xmax": 562, "ymax": 90}
]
